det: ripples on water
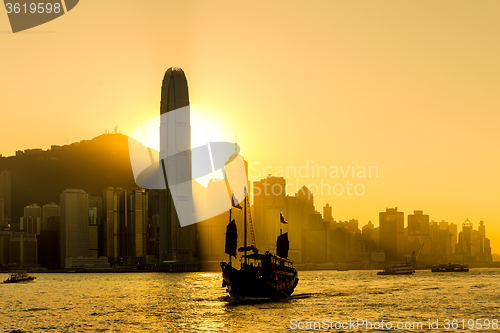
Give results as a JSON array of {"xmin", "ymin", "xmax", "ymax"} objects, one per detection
[{"xmin": 1, "ymin": 269, "xmax": 499, "ymax": 332}]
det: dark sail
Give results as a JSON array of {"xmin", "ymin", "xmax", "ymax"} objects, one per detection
[
  {"xmin": 225, "ymin": 219, "xmax": 238, "ymax": 257},
  {"xmin": 276, "ymin": 232, "xmax": 289, "ymax": 258}
]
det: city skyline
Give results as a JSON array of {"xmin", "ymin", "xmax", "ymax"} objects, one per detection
[
  {"xmin": 0, "ymin": 175, "xmax": 495, "ymax": 269},
  {"xmin": 1, "ymin": 1, "xmax": 499, "ymax": 254},
  {"xmin": 2, "ymin": 133, "xmax": 498, "ymax": 255}
]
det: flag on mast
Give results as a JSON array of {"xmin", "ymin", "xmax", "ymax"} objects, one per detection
[
  {"xmin": 280, "ymin": 212, "xmax": 288, "ymax": 224},
  {"xmin": 231, "ymin": 192, "xmax": 242, "ymax": 210}
]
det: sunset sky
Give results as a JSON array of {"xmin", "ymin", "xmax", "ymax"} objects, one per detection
[{"xmin": 1, "ymin": 1, "xmax": 499, "ymax": 253}]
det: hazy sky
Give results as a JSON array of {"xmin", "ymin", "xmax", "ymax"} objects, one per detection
[{"xmin": 1, "ymin": 1, "xmax": 499, "ymax": 252}]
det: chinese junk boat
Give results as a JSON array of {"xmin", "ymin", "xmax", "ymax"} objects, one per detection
[
  {"xmin": 431, "ymin": 263, "xmax": 469, "ymax": 273},
  {"xmin": 3, "ymin": 272, "xmax": 36, "ymax": 283},
  {"xmin": 221, "ymin": 195, "xmax": 299, "ymax": 299}
]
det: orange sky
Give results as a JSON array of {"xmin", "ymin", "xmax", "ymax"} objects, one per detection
[{"xmin": 1, "ymin": 1, "xmax": 499, "ymax": 253}]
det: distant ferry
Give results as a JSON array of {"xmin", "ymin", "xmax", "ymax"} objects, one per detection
[
  {"xmin": 377, "ymin": 244, "xmax": 425, "ymax": 276},
  {"xmin": 431, "ymin": 263, "xmax": 469, "ymax": 273},
  {"xmin": 3, "ymin": 272, "xmax": 36, "ymax": 283},
  {"xmin": 377, "ymin": 263, "xmax": 415, "ymax": 275}
]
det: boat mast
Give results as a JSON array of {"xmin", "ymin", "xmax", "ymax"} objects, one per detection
[
  {"xmin": 244, "ymin": 187, "xmax": 247, "ymax": 266},
  {"xmin": 229, "ymin": 202, "xmax": 232, "ymax": 266}
]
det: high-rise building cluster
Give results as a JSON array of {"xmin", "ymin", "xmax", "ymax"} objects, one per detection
[
  {"xmin": 0, "ymin": 184, "xmax": 154, "ymax": 269},
  {"xmin": 0, "ymin": 172, "xmax": 494, "ymax": 270}
]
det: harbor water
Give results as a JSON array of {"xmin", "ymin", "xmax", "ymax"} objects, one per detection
[{"xmin": 1, "ymin": 269, "xmax": 499, "ymax": 332}]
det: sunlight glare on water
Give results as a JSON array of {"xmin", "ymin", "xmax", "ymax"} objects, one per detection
[{"xmin": 1, "ymin": 269, "xmax": 499, "ymax": 332}]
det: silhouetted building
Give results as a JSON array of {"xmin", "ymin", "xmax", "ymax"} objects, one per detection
[
  {"xmin": 60, "ymin": 189, "xmax": 89, "ymax": 268},
  {"xmin": 448, "ymin": 222, "xmax": 458, "ymax": 253},
  {"xmin": 407, "ymin": 210, "xmax": 431, "ymax": 255},
  {"xmin": 197, "ymin": 179, "xmax": 230, "ymax": 262},
  {"xmin": 20, "ymin": 216, "xmax": 41, "ymax": 235},
  {"xmin": 10, "ymin": 232, "xmax": 37, "ymax": 265},
  {"xmin": 0, "ymin": 171, "xmax": 11, "ymax": 225},
  {"xmin": 323, "ymin": 204, "xmax": 333, "ymax": 223},
  {"xmin": 88, "ymin": 196, "xmax": 102, "ymax": 258},
  {"xmin": 42, "ymin": 203, "xmax": 60, "ymax": 231},
  {"xmin": 476, "ymin": 221, "xmax": 492, "ymax": 262},
  {"xmin": 103, "ymin": 187, "xmax": 127, "ymax": 264},
  {"xmin": 285, "ymin": 196, "xmax": 304, "ymax": 263},
  {"xmin": 362, "ymin": 221, "xmax": 378, "ymax": 253},
  {"xmin": 46, "ymin": 215, "xmax": 61, "ymax": 232},
  {"xmin": 158, "ymin": 67, "xmax": 196, "ymax": 262},
  {"xmin": 0, "ymin": 198, "xmax": 4, "ymax": 229},
  {"xmin": 21, "ymin": 204, "xmax": 42, "ymax": 235},
  {"xmin": 457, "ymin": 218, "xmax": 473, "ymax": 258},
  {"xmin": 127, "ymin": 189, "xmax": 148, "ymax": 263},
  {"xmin": 102, "ymin": 188, "xmax": 149, "ymax": 264},
  {"xmin": 24, "ymin": 203, "xmax": 41, "ymax": 219},
  {"xmin": 38, "ymin": 216, "xmax": 60, "ymax": 269},
  {"xmin": 379, "ymin": 207, "xmax": 404, "ymax": 260},
  {"xmin": 253, "ymin": 176, "xmax": 286, "ymax": 253},
  {"xmin": 38, "ymin": 230, "xmax": 60, "ymax": 269},
  {"xmin": 0, "ymin": 230, "xmax": 12, "ymax": 266},
  {"xmin": 436, "ymin": 221, "xmax": 454, "ymax": 255},
  {"xmin": 303, "ymin": 211, "xmax": 328, "ymax": 263},
  {"xmin": 331, "ymin": 227, "xmax": 356, "ymax": 262}
]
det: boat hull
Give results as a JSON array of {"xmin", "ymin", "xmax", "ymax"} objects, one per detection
[
  {"xmin": 431, "ymin": 264, "xmax": 469, "ymax": 273},
  {"xmin": 377, "ymin": 263, "xmax": 415, "ymax": 276},
  {"xmin": 3, "ymin": 277, "xmax": 36, "ymax": 283},
  {"xmin": 221, "ymin": 262, "xmax": 298, "ymax": 299},
  {"xmin": 377, "ymin": 271, "xmax": 414, "ymax": 276}
]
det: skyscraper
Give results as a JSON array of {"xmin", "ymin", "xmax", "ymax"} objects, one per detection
[
  {"xmin": 0, "ymin": 171, "xmax": 11, "ymax": 225},
  {"xmin": 24, "ymin": 203, "xmax": 41, "ymax": 219},
  {"xmin": 102, "ymin": 187, "xmax": 149, "ymax": 264},
  {"xmin": 20, "ymin": 216, "xmax": 41, "ymax": 235},
  {"xmin": 102, "ymin": 187, "xmax": 126, "ymax": 264},
  {"xmin": 60, "ymin": 189, "xmax": 89, "ymax": 268},
  {"xmin": 127, "ymin": 188, "xmax": 148, "ymax": 261},
  {"xmin": 88, "ymin": 196, "xmax": 102, "ymax": 258},
  {"xmin": 253, "ymin": 176, "xmax": 286, "ymax": 252},
  {"xmin": 323, "ymin": 204, "xmax": 333, "ymax": 223},
  {"xmin": 10, "ymin": 232, "xmax": 37, "ymax": 265},
  {"xmin": 379, "ymin": 207, "xmax": 405, "ymax": 260},
  {"xmin": 158, "ymin": 67, "xmax": 196, "ymax": 262},
  {"xmin": 0, "ymin": 198, "xmax": 4, "ymax": 229},
  {"xmin": 407, "ymin": 210, "xmax": 430, "ymax": 255},
  {"xmin": 42, "ymin": 203, "xmax": 60, "ymax": 231}
]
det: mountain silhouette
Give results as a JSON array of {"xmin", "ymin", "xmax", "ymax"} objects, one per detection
[{"xmin": 0, "ymin": 133, "xmax": 136, "ymax": 223}]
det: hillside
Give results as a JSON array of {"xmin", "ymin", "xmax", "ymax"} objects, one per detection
[{"xmin": 0, "ymin": 133, "xmax": 137, "ymax": 222}]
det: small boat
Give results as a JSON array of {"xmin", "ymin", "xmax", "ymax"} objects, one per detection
[
  {"xmin": 431, "ymin": 263, "xmax": 469, "ymax": 272},
  {"xmin": 377, "ymin": 263, "xmax": 414, "ymax": 275},
  {"xmin": 221, "ymin": 191, "xmax": 299, "ymax": 299},
  {"xmin": 377, "ymin": 243, "xmax": 424, "ymax": 276},
  {"xmin": 3, "ymin": 272, "xmax": 36, "ymax": 283}
]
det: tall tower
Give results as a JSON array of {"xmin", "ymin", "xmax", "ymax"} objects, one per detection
[
  {"xmin": 0, "ymin": 171, "xmax": 11, "ymax": 226},
  {"xmin": 60, "ymin": 189, "xmax": 89, "ymax": 268},
  {"xmin": 42, "ymin": 203, "xmax": 60, "ymax": 231},
  {"xmin": 158, "ymin": 67, "xmax": 196, "ymax": 262},
  {"xmin": 102, "ymin": 187, "xmax": 127, "ymax": 264},
  {"xmin": 379, "ymin": 207, "xmax": 405, "ymax": 261}
]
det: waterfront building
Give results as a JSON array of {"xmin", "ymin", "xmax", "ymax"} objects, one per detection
[{"xmin": 60, "ymin": 189, "xmax": 89, "ymax": 268}]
